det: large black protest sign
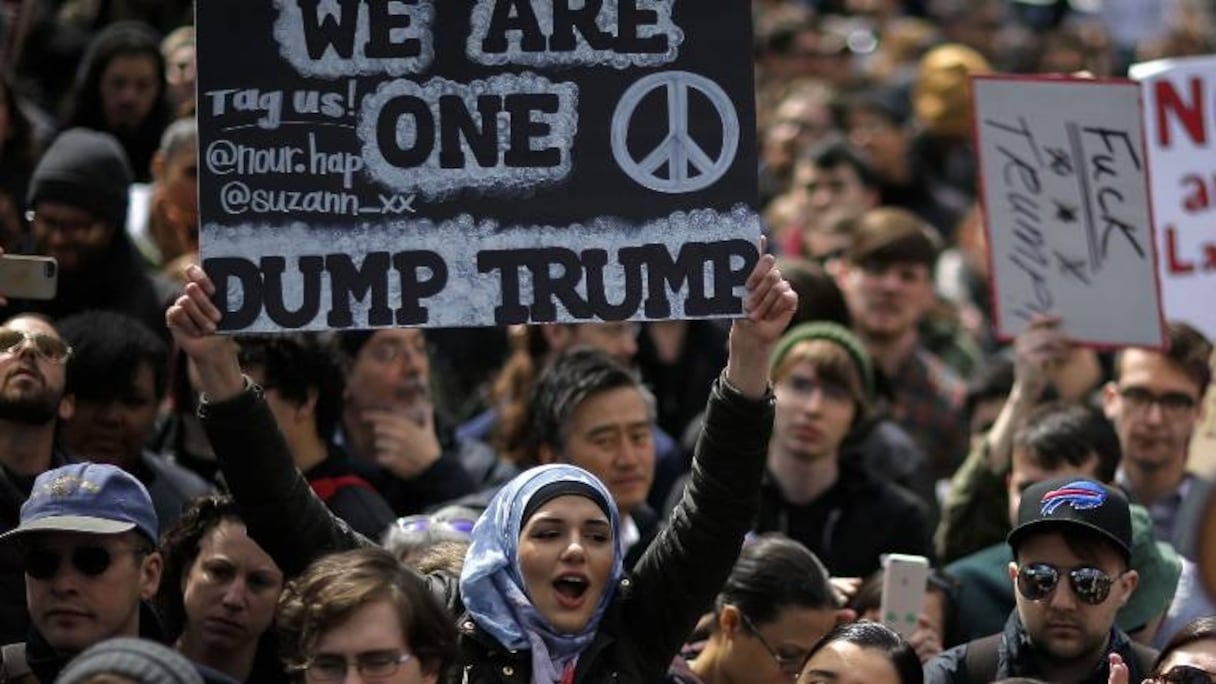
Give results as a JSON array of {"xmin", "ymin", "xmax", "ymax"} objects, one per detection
[{"xmin": 197, "ymin": 0, "xmax": 760, "ymax": 332}]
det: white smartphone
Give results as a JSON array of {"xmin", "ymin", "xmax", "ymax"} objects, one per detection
[
  {"xmin": 880, "ymin": 553, "xmax": 930, "ymax": 638},
  {"xmin": 0, "ymin": 255, "xmax": 57, "ymax": 300}
]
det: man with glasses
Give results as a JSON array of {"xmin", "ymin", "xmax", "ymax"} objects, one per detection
[
  {"xmin": 0, "ymin": 315, "xmax": 78, "ymax": 643},
  {"xmin": 335, "ymin": 329, "xmax": 486, "ymax": 517},
  {"xmin": 0, "ymin": 462, "xmax": 164, "ymax": 682},
  {"xmin": 10, "ymin": 128, "xmax": 174, "ymax": 341},
  {"xmin": 926, "ymin": 476, "xmax": 1158, "ymax": 683},
  {"xmin": 945, "ymin": 401, "xmax": 1122, "ymax": 643},
  {"xmin": 1104, "ymin": 322, "xmax": 1213, "ymax": 561},
  {"xmin": 277, "ymin": 548, "xmax": 455, "ymax": 684}
]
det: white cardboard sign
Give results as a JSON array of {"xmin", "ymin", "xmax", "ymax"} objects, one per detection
[
  {"xmin": 973, "ymin": 76, "xmax": 1165, "ymax": 348},
  {"xmin": 1129, "ymin": 56, "xmax": 1216, "ymax": 340}
]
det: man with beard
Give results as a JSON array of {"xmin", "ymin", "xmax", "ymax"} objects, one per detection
[
  {"xmin": 925, "ymin": 477, "xmax": 1156, "ymax": 683},
  {"xmin": 1104, "ymin": 322, "xmax": 1212, "ymax": 561},
  {"xmin": 335, "ymin": 329, "xmax": 484, "ymax": 516},
  {"xmin": 0, "ymin": 315, "xmax": 78, "ymax": 643},
  {"xmin": 838, "ymin": 207, "xmax": 966, "ymax": 480}
]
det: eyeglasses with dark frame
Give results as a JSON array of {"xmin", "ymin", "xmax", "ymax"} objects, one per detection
[
  {"xmin": 24, "ymin": 210, "xmax": 103, "ymax": 236},
  {"xmin": 363, "ymin": 338, "xmax": 427, "ymax": 366},
  {"xmin": 1016, "ymin": 562, "xmax": 1117, "ymax": 606},
  {"xmin": 292, "ymin": 651, "xmax": 414, "ymax": 681},
  {"xmin": 1118, "ymin": 386, "xmax": 1198, "ymax": 417},
  {"xmin": 1149, "ymin": 665, "xmax": 1216, "ymax": 684},
  {"xmin": 0, "ymin": 328, "xmax": 72, "ymax": 364},
  {"xmin": 739, "ymin": 611, "xmax": 809, "ymax": 679}
]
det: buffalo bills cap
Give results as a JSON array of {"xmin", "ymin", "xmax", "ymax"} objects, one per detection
[
  {"xmin": 1007, "ymin": 476, "xmax": 1132, "ymax": 562},
  {"xmin": 0, "ymin": 463, "xmax": 158, "ymax": 545}
]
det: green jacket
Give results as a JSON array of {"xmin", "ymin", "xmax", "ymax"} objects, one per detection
[{"xmin": 935, "ymin": 439, "xmax": 1009, "ymax": 564}]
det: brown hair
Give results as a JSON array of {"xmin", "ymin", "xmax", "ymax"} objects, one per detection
[
  {"xmin": 406, "ymin": 540, "xmax": 471, "ymax": 576},
  {"xmin": 775, "ymin": 258, "xmax": 851, "ymax": 329},
  {"xmin": 773, "ymin": 339, "xmax": 870, "ymax": 424},
  {"xmin": 489, "ymin": 326, "xmax": 550, "ymax": 466},
  {"xmin": 277, "ymin": 548, "xmax": 457, "ymax": 679},
  {"xmin": 847, "ymin": 207, "xmax": 942, "ymax": 268},
  {"xmin": 1153, "ymin": 616, "xmax": 1216, "ymax": 672},
  {"xmin": 1115, "ymin": 321, "xmax": 1213, "ymax": 395},
  {"xmin": 156, "ymin": 495, "xmax": 254, "ymax": 641}
]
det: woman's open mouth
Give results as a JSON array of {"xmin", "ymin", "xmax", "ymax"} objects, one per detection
[{"xmin": 552, "ymin": 574, "xmax": 590, "ymax": 609}]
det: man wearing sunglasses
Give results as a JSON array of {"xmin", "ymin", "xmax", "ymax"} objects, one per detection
[
  {"xmin": 0, "ymin": 315, "xmax": 78, "ymax": 644},
  {"xmin": 0, "ymin": 462, "xmax": 163, "ymax": 683},
  {"xmin": 926, "ymin": 476, "xmax": 1158, "ymax": 683}
]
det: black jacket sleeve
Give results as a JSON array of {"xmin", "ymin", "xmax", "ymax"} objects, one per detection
[
  {"xmin": 623, "ymin": 375, "xmax": 774, "ymax": 669},
  {"xmin": 200, "ymin": 387, "xmax": 373, "ymax": 577}
]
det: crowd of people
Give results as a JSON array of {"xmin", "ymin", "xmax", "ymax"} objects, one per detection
[{"xmin": 0, "ymin": 0, "xmax": 1214, "ymax": 682}]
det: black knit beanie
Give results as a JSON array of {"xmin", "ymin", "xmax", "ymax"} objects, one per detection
[
  {"xmin": 56, "ymin": 638, "xmax": 205, "ymax": 684},
  {"xmin": 26, "ymin": 127, "xmax": 133, "ymax": 228},
  {"xmin": 522, "ymin": 480, "xmax": 611, "ymax": 527}
]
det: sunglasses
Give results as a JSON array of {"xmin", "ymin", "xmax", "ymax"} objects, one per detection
[
  {"xmin": 394, "ymin": 515, "xmax": 475, "ymax": 536},
  {"xmin": 22, "ymin": 544, "xmax": 148, "ymax": 580},
  {"xmin": 1151, "ymin": 665, "xmax": 1216, "ymax": 684},
  {"xmin": 1016, "ymin": 562, "xmax": 1115, "ymax": 606},
  {"xmin": 0, "ymin": 329, "xmax": 72, "ymax": 364}
]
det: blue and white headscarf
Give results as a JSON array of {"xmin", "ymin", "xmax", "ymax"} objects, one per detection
[{"xmin": 460, "ymin": 464, "xmax": 624, "ymax": 684}]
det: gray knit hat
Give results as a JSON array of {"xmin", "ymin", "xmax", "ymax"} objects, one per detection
[
  {"xmin": 26, "ymin": 128, "xmax": 132, "ymax": 228},
  {"xmin": 56, "ymin": 638, "xmax": 204, "ymax": 684}
]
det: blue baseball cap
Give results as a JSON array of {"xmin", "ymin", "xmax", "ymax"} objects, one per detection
[{"xmin": 0, "ymin": 463, "xmax": 158, "ymax": 545}]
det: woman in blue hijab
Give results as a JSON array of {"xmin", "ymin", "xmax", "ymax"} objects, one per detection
[
  {"xmin": 462, "ymin": 465, "xmax": 623, "ymax": 683},
  {"xmin": 166, "ymin": 251, "xmax": 797, "ymax": 683}
]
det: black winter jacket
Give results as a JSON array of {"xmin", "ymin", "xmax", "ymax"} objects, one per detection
[
  {"xmin": 924, "ymin": 611, "xmax": 1156, "ymax": 684},
  {"xmin": 754, "ymin": 455, "xmax": 933, "ymax": 577},
  {"xmin": 200, "ymin": 376, "xmax": 774, "ymax": 683},
  {"xmin": 304, "ymin": 444, "xmax": 396, "ymax": 541}
]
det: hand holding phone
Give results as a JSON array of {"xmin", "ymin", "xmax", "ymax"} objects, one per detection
[{"xmin": 0, "ymin": 255, "xmax": 58, "ymax": 300}]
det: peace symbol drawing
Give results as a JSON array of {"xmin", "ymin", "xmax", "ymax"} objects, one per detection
[{"xmin": 611, "ymin": 71, "xmax": 740, "ymax": 194}]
